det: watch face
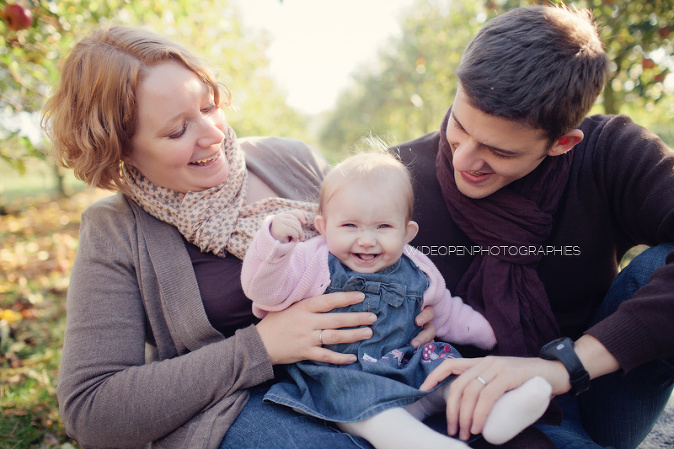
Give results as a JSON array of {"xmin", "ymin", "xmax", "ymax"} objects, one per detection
[
  {"xmin": 552, "ymin": 341, "xmax": 567, "ymax": 351},
  {"xmin": 541, "ymin": 337, "xmax": 570, "ymax": 357}
]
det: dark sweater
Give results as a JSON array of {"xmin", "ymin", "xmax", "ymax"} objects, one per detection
[{"xmin": 394, "ymin": 113, "xmax": 674, "ymax": 373}]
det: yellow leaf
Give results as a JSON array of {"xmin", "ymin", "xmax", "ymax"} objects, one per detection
[{"xmin": 0, "ymin": 308, "xmax": 23, "ymax": 323}]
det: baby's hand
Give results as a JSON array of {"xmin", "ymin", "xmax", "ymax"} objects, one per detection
[{"xmin": 270, "ymin": 210, "xmax": 306, "ymax": 243}]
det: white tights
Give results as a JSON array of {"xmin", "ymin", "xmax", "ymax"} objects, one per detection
[{"xmin": 337, "ymin": 376, "xmax": 552, "ymax": 449}]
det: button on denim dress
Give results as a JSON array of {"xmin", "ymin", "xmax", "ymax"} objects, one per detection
[{"xmin": 264, "ymin": 253, "xmax": 461, "ymax": 422}]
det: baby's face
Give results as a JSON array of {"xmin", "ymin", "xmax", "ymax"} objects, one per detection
[{"xmin": 316, "ymin": 182, "xmax": 417, "ymax": 273}]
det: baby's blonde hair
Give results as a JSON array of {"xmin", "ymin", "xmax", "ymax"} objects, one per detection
[{"xmin": 318, "ymin": 152, "xmax": 414, "ymax": 221}]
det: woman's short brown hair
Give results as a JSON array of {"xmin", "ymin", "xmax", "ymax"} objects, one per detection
[{"xmin": 42, "ymin": 26, "xmax": 230, "ymax": 192}]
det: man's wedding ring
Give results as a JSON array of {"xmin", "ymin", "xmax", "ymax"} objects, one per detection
[{"xmin": 319, "ymin": 329, "xmax": 324, "ymax": 345}]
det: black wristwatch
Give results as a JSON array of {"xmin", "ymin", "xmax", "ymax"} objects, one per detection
[{"xmin": 540, "ymin": 337, "xmax": 590, "ymax": 396}]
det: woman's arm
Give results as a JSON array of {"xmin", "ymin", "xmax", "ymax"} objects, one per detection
[
  {"xmin": 60, "ymin": 200, "xmax": 383, "ymax": 447},
  {"xmin": 58, "ymin": 208, "xmax": 274, "ymax": 447},
  {"xmin": 257, "ymin": 291, "xmax": 376, "ymax": 365}
]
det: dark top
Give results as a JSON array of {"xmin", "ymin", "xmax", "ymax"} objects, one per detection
[
  {"xmin": 394, "ymin": 113, "xmax": 674, "ymax": 372},
  {"xmin": 187, "ymin": 136, "xmax": 330, "ymax": 337},
  {"xmin": 184, "ymin": 240, "xmax": 255, "ymax": 337}
]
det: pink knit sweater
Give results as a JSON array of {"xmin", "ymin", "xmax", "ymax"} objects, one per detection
[{"xmin": 242, "ymin": 218, "xmax": 497, "ymax": 350}]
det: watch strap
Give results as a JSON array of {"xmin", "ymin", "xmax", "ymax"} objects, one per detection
[{"xmin": 540, "ymin": 337, "xmax": 590, "ymax": 396}]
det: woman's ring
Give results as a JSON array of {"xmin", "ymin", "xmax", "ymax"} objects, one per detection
[
  {"xmin": 476, "ymin": 376, "xmax": 487, "ymax": 386},
  {"xmin": 319, "ymin": 329, "xmax": 324, "ymax": 345}
]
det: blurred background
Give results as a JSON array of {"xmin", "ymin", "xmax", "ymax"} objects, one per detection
[
  {"xmin": 2, "ymin": 0, "xmax": 673, "ymax": 198},
  {"xmin": 1, "ymin": 0, "xmax": 672, "ymax": 447}
]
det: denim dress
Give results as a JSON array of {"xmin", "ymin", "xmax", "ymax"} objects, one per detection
[{"xmin": 263, "ymin": 253, "xmax": 461, "ymax": 422}]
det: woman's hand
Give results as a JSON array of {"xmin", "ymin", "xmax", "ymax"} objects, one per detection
[
  {"xmin": 411, "ymin": 305, "xmax": 436, "ymax": 349},
  {"xmin": 419, "ymin": 355, "xmax": 568, "ymax": 441},
  {"xmin": 256, "ymin": 291, "xmax": 375, "ymax": 365}
]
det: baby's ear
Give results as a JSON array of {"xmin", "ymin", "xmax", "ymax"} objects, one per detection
[
  {"xmin": 405, "ymin": 220, "xmax": 419, "ymax": 244},
  {"xmin": 314, "ymin": 215, "xmax": 326, "ymax": 235}
]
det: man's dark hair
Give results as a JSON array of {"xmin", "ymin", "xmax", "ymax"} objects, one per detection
[{"xmin": 456, "ymin": 5, "xmax": 608, "ymax": 142}]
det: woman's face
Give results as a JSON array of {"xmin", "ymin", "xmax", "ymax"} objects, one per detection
[{"xmin": 127, "ymin": 62, "xmax": 229, "ymax": 193}]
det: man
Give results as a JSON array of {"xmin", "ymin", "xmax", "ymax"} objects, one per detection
[{"xmin": 395, "ymin": 5, "xmax": 674, "ymax": 448}]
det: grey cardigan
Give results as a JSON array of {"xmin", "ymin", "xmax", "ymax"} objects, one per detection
[{"xmin": 57, "ymin": 137, "xmax": 330, "ymax": 449}]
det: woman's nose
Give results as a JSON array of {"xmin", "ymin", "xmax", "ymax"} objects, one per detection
[{"xmin": 197, "ymin": 112, "xmax": 226, "ymax": 148}]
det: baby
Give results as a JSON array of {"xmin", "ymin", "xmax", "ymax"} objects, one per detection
[{"xmin": 242, "ymin": 152, "xmax": 551, "ymax": 448}]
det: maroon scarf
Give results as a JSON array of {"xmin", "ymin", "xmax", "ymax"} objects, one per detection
[{"xmin": 436, "ymin": 108, "xmax": 570, "ymax": 357}]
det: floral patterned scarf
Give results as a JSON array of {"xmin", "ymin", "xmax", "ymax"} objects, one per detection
[{"xmin": 123, "ymin": 124, "xmax": 318, "ymax": 260}]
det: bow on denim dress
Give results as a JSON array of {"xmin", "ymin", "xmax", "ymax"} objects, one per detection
[{"xmin": 264, "ymin": 253, "xmax": 461, "ymax": 423}]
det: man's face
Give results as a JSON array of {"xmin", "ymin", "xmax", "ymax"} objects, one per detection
[{"xmin": 446, "ymin": 86, "xmax": 554, "ymax": 199}]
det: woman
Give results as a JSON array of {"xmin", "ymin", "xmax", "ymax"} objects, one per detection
[{"xmin": 43, "ymin": 26, "xmax": 435, "ymax": 448}]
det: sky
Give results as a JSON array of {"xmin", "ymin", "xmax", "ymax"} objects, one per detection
[
  {"xmin": 0, "ymin": 0, "xmax": 417, "ymax": 145},
  {"xmin": 238, "ymin": 0, "xmax": 417, "ymax": 114}
]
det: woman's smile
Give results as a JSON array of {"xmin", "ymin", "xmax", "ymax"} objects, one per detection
[{"xmin": 190, "ymin": 151, "xmax": 222, "ymax": 167}]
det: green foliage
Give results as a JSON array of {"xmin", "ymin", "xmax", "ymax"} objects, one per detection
[
  {"xmin": 484, "ymin": 0, "xmax": 674, "ymax": 115},
  {"xmin": 0, "ymin": 0, "xmax": 309, "ymax": 184},
  {"xmin": 320, "ymin": 0, "xmax": 674, "ymax": 156},
  {"xmin": 577, "ymin": 0, "xmax": 674, "ymax": 115},
  {"xmin": 320, "ymin": 0, "xmax": 483, "ymax": 157}
]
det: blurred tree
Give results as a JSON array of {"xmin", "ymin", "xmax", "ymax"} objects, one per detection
[
  {"xmin": 130, "ymin": 0, "xmax": 308, "ymax": 139},
  {"xmin": 319, "ymin": 0, "xmax": 482, "ymax": 158},
  {"xmin": 0, "ymin": 0, "xmax": 67, "ymax": 176},
  {"xmin": 485, "ymin": 0, "xmax": 674, "ymax": 115},
  {"xmin": 320, "ymin": 0, "xmax": 674, "ymax": 157},
  {"xmin": 0, "ymin": 0, "xmax": 307, "ymax": 194}
]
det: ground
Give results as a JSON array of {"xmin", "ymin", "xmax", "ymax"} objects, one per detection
[{"xmin": 639, "ymin": 394, "xmax": 674, "ymax": 448}]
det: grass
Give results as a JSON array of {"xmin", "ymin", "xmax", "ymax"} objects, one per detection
[
  {"xmin": 0, "ymin": 158, "xmax": 85, "ymax": 203},
  {"xmin": 1, "ymin": 161, "xmax": 107, "ymax": 448}
]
